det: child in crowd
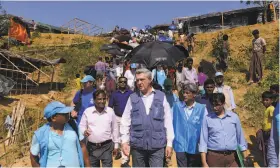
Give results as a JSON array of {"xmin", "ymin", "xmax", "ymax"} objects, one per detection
[{"xmin": 261, "ymin": 91, "xmax": 275, "ymax": 165}]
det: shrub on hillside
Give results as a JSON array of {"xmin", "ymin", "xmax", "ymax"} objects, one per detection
[
  {"xmin": 211, "ymin": 32, "xmax": 230, "ymax": 58},
  {"xmin": 265, "ymin": 39, "xmax": 279, "ymax": 71},
  {"xmin": 261, "ymin": 71, "xmax": 279, "ymax": 89},
  {"xmin": 45, "ymin": 34, "xmax": 52, "ymax": 40},
  {"xmin": 240, "ymin": 87, "xmax": 265, "ymax": 128},
  {"xmin": 32, "ymin": 31, "xmax": 41, "ymax": 39},
  {"xmin": 57, "ymin": 39, "xmax": 107, "ymax": 84},
  {"xmin": 196, "ymin": 40, "xmax": 208, "ymax": 51}
]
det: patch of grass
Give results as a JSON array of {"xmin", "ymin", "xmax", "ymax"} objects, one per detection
[
  {"xmin": 31, "ymin": 31, "xmax": 41, "ymax": 39},
  {"xmin": 240, "ymin": 87, "xmax": 266, "ymax": 128},
  {"xmin": 265, "ymin": 39, "xmax": 279, "ymax": 71},
  {"xmin": 260, "ymin": 71, "xmax": 279, "ymax": 89}
]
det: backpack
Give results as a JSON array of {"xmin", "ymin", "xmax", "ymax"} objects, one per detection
[
  {"xmin": 70, "ymin": 89, "xmax": 84, "ymax": 138},
  {"xmin": 73, "ymin": 89, "xmax": 83, "ymax": 114}
]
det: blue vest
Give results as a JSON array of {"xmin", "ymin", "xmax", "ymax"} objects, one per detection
[
  {"xmin": 173, "ymin": 101, "xmax": 206, "ymax": 154},
  {"xmin": 130, "ymin": 90, "xmax": 167, "ymax": 150},
  {"xmin": 34, "ymin": 123, "xmax": 84, "ymax": 167}
]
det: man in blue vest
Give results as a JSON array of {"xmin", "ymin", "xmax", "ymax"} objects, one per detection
[
  {"xmin": 173, "ymin": 83, "xmax": 208, "ymax": 167},
  {"xmin": 30, "ymin": 101, "xmax": 90, "ymax": 167},
  {"xmin": 120, "ymin": 68, "xmax": 174, "ymax": 167}
]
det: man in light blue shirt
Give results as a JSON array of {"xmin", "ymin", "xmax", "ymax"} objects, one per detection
[
  {"xmin": 30, "ymin": 101, "xmax": 90, "ymax": 167},
  {"xmin": 199, "ymin": 93, "xmax": 247, "ymax": 167}
]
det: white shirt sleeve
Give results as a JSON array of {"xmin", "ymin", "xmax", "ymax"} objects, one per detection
[
  {"xmin": 193, "ymin": 68, "xmax": 198, "ymax": 83},
  {"xmin": 78, "ymin": 109, "xmax": 89, "ymax": 136},
  {"xmin": 111, "ymin": 110, "xmax": 120, "ymax": 148},
  {"xmin": 30, "ymin": 134, "xmax": 40, "ymax": 156},
  {"xmin": 228, "ymin": 87, "xmax": 237, "ymax": 109},
  {"xmin": 120, "ymin": 97, "xmax": 132, "ymax": 144},
  {"xmin": 163, "ymin": 96, "xmax": 175, "ymax": 147}
]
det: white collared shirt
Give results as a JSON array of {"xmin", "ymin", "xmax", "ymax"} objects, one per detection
[
  {"xmin": 184, "ymin": 102, "xmax": 196, "ymax": 120},
  {"xmin": 182, "ymin": 67, "xmax": 198, "ymax": 84},
  {"xmin": 120, "ymin": 88, "xmax": 175, "ymax": 147},
  {"xmin": 79, "ymin": 106, "xmax": 119, "ymax": 148}
]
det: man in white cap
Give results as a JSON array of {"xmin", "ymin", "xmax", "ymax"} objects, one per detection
[
  {"xmin": 213, "ymin": 72, "xmax": 236, "ymax": 111},
  {"xmin": 30, "ymin": 101, "xmax": 90, "ymax": 167},
  {"xmin": 72, "ymin": 75, "xmax": 96, "ymax": 124}
]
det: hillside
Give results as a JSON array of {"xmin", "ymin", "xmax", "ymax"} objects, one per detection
[{"xmin": 0, "ymin": 21, "xmax": 279, "ymax": 167}]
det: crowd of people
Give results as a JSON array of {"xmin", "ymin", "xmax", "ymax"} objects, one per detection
[{"xmin": 28, "ymin": 27, "xmax": 279, "ymax": 168}]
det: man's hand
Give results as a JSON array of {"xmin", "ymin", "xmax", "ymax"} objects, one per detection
[
  {"xmin": 165, "ymin": 146, "xmax": 173, "ymax": 158},
  {"xmin": 202, "ymin": 163, "xmax": 209, "ymax": 168},
  {"xmin": 84, "ymin": 130, "xmax": 91, "ymax": 137},
  {"xmin": 122, "ymin": 143, "xmax": 130, "ymax": 156},
  {"xmin": 71, "ymin": 110, "xmax": 78, "ymax": 118},
  {"xmin": 113, "ymin": 148, "xmax": 118, "ymax": 157}
]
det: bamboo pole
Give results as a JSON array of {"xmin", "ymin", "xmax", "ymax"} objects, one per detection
[
  {"xmin": 50, "ymin": 65, "xmax": 55, "ymax": 90},
  {"xmin": 21, "ymin": 58, "xmax": 51, "ymax": 79},
  {"xmin": 37, "ymin": 109, "xmax": 40, "ymax": 129},
  {"xmin": 0, "ymin": 67, "xmax": 30, "ymax": 74},
  {"xmin": 3, "ymin": 142, "xmax": 7, "ymax": 164},
  {"xmin": 0, "ymin": 53, "xmax": 39, "ymax": 86}
]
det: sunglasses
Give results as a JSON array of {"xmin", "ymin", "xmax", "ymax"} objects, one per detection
[{"xmin": 119, "ymin": 81, "xmax": 127, "ymax": 83}]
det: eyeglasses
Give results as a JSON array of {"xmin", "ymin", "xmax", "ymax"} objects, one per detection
[{"xmin": 118, "ymin": 81, "xmax": 127, "ymax": 83}]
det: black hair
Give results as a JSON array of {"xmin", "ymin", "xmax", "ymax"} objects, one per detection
[
  {"xmin": 252, "ymin": 29, "xmax": 259, "ymax": 35},
  {"xmin": 93, "ymin": 89, "xmax": 107, "ymax": 99},
  {"xmin": 96, "ymin": 74, "xmax": 103, "ymax": 80},
  {"xmin": 270, "ymin": 84, "xmax": 279, "ymax": 93},
  {"xmin": 186, "ymin": 57, "xmax": 193, "ymax": 63},
  {"xmin": 76, "ymin": 74, "xmax": 80, "ymax": 78},
  {"xmin": 262, "ymin": 91, "xmax": 274, "ymax": 99},
  {"xmin": 118, "ymin": 76, "xmax": 127, "ymax": 81},
  {"xmin": 47, "ymin": 114, "xmax": 57, "ymax": 122},
  {"xmin": 223, "ymin": 34, "xmax": 228, "ymax": 41},
  {"xmin": 47, "ymin": 117, "xmax": 52, "ymax": 122},
  {"xmin": 210, "ymin": 93, "xmax": 225, "ymax": 104},
  {"xmin": 198, "ymin": 66, "xmax": 203, "ymax": 73},
  {"xmin": 204, "ymin": 79, "xmax": 215, "ymax": 87}
]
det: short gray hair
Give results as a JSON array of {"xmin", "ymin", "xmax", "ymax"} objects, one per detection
[
  {"xmin": 182, "ymin": 83, "xmax": 198, "ymax": 93},
  {"xmin": 135, "ymin": 68, "xmax": 153, "ymax": 80}
]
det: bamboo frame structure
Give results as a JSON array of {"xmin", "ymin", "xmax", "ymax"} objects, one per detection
[
  {"xmin": 60, "ymin": 18, "xmax": 104, "ymax": 36},
  {"xmin": 0, "ymin": 49, "xmax": 65, "ymax": 95}
]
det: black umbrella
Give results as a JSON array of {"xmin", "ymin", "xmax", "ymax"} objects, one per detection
[
  {"xmin": 127, "ymin": 41, "xmax": 185, "ymax": 68},
  {"xmin": 100, "ymin": 44, "xmax": 120, "ymax": 51},
  {"xmin": 115, "ymin": 42, "xmax": 134, "ymax": 50},
  {"xmin": 115, "ymin": 35, "xmax": 131, "ymax": 43},
  {"xmin": 175, "ymin": 45, "xmax": 189, "ymax": 58},
  {"xmin": 104, "ymin": 48, "xmax": 125, "ymax": 56}
]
